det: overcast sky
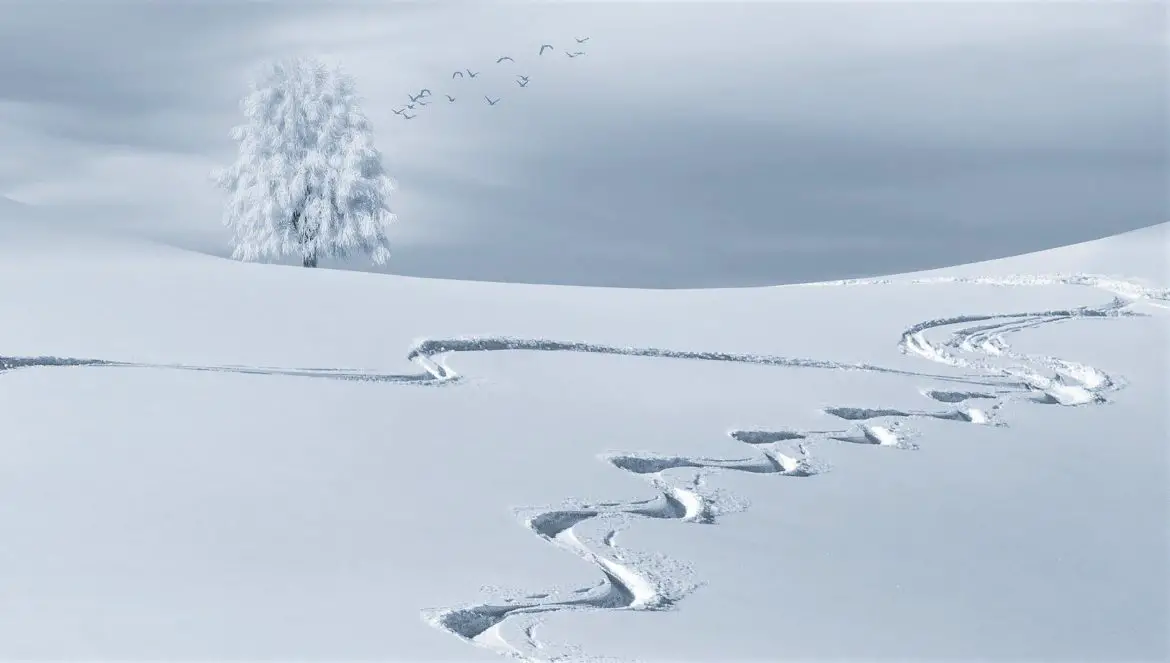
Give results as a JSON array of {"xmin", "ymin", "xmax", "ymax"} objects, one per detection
[{"xmin": 1, "ymin": 1, "xmax": 1164, "ymax": 287}]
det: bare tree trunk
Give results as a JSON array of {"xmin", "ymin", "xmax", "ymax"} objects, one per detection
[{"xmin": 291, "ymin": 184, "xmax": 317, "ymax": 268}]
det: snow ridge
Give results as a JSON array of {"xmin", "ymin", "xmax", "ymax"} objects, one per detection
[{"xmin": 810, "ymin": 272, "xmax": 1170, "ymax": 309}]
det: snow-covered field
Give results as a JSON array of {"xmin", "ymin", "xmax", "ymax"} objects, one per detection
[{"xmin": 0, "ymin": 222, "xmax": 1165, "ymax": 662}]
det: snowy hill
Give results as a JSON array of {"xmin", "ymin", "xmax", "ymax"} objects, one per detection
[
  {"xmin": 0, "ymin": 196, "xmax": 37, "ymax": 223},
  {"xmin": 0, "ymin": 223, "xmax": 1165, "ymax": 662}
]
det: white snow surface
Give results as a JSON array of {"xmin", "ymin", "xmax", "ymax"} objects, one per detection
[{"xmin": 0, "ymin": 222, "xmax": 1166, "ymax": 662}]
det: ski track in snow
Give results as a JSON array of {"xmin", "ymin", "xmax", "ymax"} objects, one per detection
[
  {"xmin": 0, "ymin": 356, "xmax": 442, "ymax": 384},
  {"xmin": 1, "ymin": 272, "xmax": 1165, "ymax": 663}
]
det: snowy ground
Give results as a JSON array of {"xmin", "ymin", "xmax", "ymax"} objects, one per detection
[{"xmin": 0, "ymin": 222, "xmax": 1165, "ymax": 662}]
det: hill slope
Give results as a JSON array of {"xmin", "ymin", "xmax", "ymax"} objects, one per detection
[{"xmin": 0, "ymin": 224, "xmax": 1165, "ymax": 661}]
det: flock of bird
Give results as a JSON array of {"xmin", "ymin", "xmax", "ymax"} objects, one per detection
[{"xmin": 391, "ymin": 37, "xmax": 590, "ymax": 120}]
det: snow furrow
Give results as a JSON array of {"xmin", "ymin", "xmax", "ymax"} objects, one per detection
[
  {"xmin": 422, "ymin": 427, "xmax": 828, "ymax": 660},
  {"xmin": 407, "ymin": 336, "xmax": 950, "ymax": 380},
  {"xmin": 0, "ymin": 356, "xmax": 441, "ymax": 384}
]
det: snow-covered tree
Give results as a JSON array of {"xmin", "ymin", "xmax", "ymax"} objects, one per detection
[{"xmin": 212, "ymin": 56, "xmax": 394, "ymax": 268}]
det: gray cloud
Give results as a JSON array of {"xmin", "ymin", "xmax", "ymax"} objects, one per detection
[
  {"xmin": 361, "ymin": 1, "xmax": 1166, "ymax": 286},
  {"xmin": 1, "ymin": 1, "xmax": 1164, "ymax": 287},
  {"xmin": 0, "ymin": 4, "xmax": 302, "ymax": 108},
  {"xmin": 0, "ymin": 3, "xmax": 331, "ymax": 155}
]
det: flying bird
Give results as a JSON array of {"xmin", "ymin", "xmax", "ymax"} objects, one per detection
[
  {"xmin": 392, "ymin": 107, "xmax": 406, "ymax": 115},
  {"xmin": 496, "ymin": 56, "xmax": 514, "ymax": 63},
  {"xmin": 408, "ymin": 92, "xmax": 422, "ymax": 102},
  {"xmin": 539, "ymin": 44, "xmax": 553, "ymax": 55},
  {"xmin": 516, "ymin": 79, "xmax": 528, "ymax": 87},
  {"xmin": 516, "ymin": 75, "xmax": 529, "ymax": 83},
  {"xmin": 446, "ymin": 94, "xmax": 456, "ymax": 102},
  {"xmin": 403, "ymin": 113, "xmax": 416, "ymax": 120},
  {"xmin": 484, "ymin": 95, "xmax": 500, "ymax": 106},
  {"xmin": 566, "ymin": 51, "xmax": 584, "ymax": 58},
  {"xmin": 575, "ymin": 36, "xmax": 590, "ymax": 43},
  {"xmin": 419, "ymin": 88, "xmax": 432, "ymax": 96},
  {"xmin": 452, "ymin": 70, "xmax": 464, "ymax": 78},
  {"xmin": 466, "ymin": 69, "xmax": 480, "ymax": 78},
  {"xmin": 417, "ymin": 100, "xmax": 430, "ymax": 106},
  {"xmin": 406, "ymin": 103, "xmax": 416, "ymax": 109}
]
